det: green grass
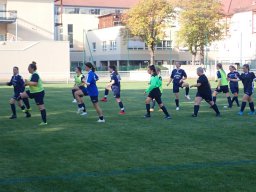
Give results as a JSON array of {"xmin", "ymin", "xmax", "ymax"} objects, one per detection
[{"xmin": 0, "ymin": 81, "xmax": 256, "ymax": 192}]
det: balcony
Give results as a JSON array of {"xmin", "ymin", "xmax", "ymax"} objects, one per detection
[{"xmin": 0, "ymin": 11, "xmax": 17, "ymax": 23}]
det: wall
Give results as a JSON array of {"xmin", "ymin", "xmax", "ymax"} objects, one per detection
[
  {"xmin": 6, "ymin": 0, "xmax": 55, "ymax": 41},
  {"xmin": 0, "ymin": 41, "xmax": 70, "ymax": 82}
]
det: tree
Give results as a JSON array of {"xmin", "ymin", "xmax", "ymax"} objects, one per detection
[
  {"xmin": 123, "ymin": 0, "xmax": 174, "ymax": 65},
  {"xmin": 177, "ymin": 0, "xmax": 224, "ymax": 64}
]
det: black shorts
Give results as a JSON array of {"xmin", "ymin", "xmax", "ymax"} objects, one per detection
[
  {"xmin": 215, "ymin": 85, "xmax": 229, "ymax": 93},
  {"xmin": 90, "ymin": 96, "xmax": 99, "ymax": 104},
  {"xmin": 112, "ymin": 86, "xmax": 121, "ymax": 98},
  {"xmin": 26, "ymin": 90, "xmax": 45, "ymax": 105},
  {"xmin": 244, "ymin": 89, "xmax": 253, "ymax": 97},
  {"xmin": 230, "ymin": 86, "xmax": 239, "ymax": 94},
  {"xmin": 196, "ymin": 92, "xmax": 213, "ymax": 103},
  {"xmin": 173, "ymin": 83, "xmax": 183, "ymax": 93},
  {"xmin": 12, "ymin": 92, "xmax": 21, "ymax": 100},
  {"xmin": 148, "ymin": 88, "xmax": 162, "ymax": 104}
]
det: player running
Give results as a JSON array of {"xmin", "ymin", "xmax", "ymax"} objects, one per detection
[
  {"xmin": 71, "ymin": 67, "xmax": 84, "ymax": 103},
  {"xmin": 75, "ymin": 62, "xmax": 105, "ymax": 123},
  {"xmin": 212, "ymin": 63, "xmax": 232, "ymax": 108},
  {"xmin": 144, "ymin": 65, "xmax": 171, "ymax": 119},
  {"xmin": 227, "ymin": 65, "xmax": 240, "ymax": 107},
  {"xmin": 229, "ymin": 64, "xmax": 256, "ymax": 115},
  {"xmin": 20, "ymin": 61, "xmax": 47, "ymax": 126},
  {"xmin": 190, "ymin": 67, "xmax": 221, "ymax": 117},
  {"xmin": 150, "ymin": 67, "xmax": 163, "ymax": 112},
  {"xmin": 167, "ymin": 61, "xmax": 190, "ymax": 111},
  {"xmin": 7, "ymin": 66, "xmax": 31, "ymax": 119}
]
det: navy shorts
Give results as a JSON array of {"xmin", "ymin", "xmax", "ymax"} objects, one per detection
[
  {"xmin": 215, "ymin": 85, "xmax": 229, "ymax": 93},
  {"xmin": 173, "ymin": 83, "xmax": 183, "ymax": 93},
  {"xmin": 148, "ymin": 88, "xmax": 162, "ymax": 104},
  {"xmin": 230, "ymin": 86, "xmax": 239, "ymax": 94},
  {"xmin": 112, "ymin": 86, "xmax": 121, "ymax": 98},
  {"xmin": 12, "ymin": 92, "xmax": 21, "ymax": 100},
  {"xmin": 26, "ymin": 90, "xmax": 45, "ymax": 105},
  {"xmin": 244, "ymin": 89, "xmax": 253, "ymax": 97},
  {"xmin": 80, "ymin": 87, "xmax": 98, "ymax": 103},
  {"xmin": 196, "ymin": 92, "xmax": 213, "ymax": 103}
]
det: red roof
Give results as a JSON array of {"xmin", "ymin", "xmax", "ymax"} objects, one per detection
[
  {"xmin": 55, "ymin": 0, "xmax": 140, "ymax": 8},
  {"xmin": 222, "ymin": 0, "xmax": 256, "ymax": 15}
]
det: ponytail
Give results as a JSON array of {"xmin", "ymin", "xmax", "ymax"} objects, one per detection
[
  {"xmin": 29, "ymin": 61, "xmax": 37, "ymax": 71},
  {"xmin": 85, "ymin": 62, "xmax": 96, "ymax": 72},
  {"xmin": 109, "ymin": 65, "xmax": 118, "ymax": 74},
  {"xmin": 148, "ymin": 65, "xmax": 157, "ymax": 76}
]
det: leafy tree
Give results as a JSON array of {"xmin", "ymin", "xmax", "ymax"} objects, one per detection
[
  {"xmin": 123, "ymin": 0, "xmax": 174, "ymax": 65},
  {"xmin": 177, "ymin": 0, "xmax": 224, "ymax": 64}
]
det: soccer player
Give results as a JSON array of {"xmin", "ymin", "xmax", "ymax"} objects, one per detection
[
  {"xmin": 7, "ymin": 67, "xmax": 31, "ymax": 119},
  {"xmin": 227, "ymin": 65, "xmax": 240, "ymax": 107},
  {"xmin": 150, "ymin": 67, "xmax": 163, "ymax": 112},
  {"xmin": 144, "ymin": 65, "xmax": 171, "ymax": 119},
  {"xmin": 229, "ymin": 64, "xmax": 256, "ymax": 115},
  {"xmin": 75, "ymin": 62, "xmax": 105, "ymax": 123},
  {"xmin": 71, "ymin": 67, "xmax": 84, "ymax": 103},
  {"xmin": 212, "ymin": 63, "xmax": 232, "ymax": 108},
  {"xmin": 100, "ymin": 65, "xmax": 125, "ymax": 115},
  {"xmin": 167, "ymin": 61, "xmax": 190, "ymax": 111},
  {"xmin": 190, "ymin": 67, "xmax": 220, "ymax": 117},
  {"xmin": 20, "ymin": 61, "xmax": 47, "ymax": 126}
]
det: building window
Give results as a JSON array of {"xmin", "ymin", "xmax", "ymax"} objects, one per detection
[
  {"xmin": 92, "ymin": 42, "xmax": 96, "ymax": 52},
  {"xmin": 68, "ymin": 24, "xmax": 73, "ymax": 48},
  {"xmin": 102, "ymin": 41, "xmax": 107, "ymax": 51},
  {"xmin": 64, "ymin": 7, "xmax": 79, "ymax": 14},
  {"xmin": 90, "ymin": 9, "xmax": 100, "ymax": 15},
  {"xmin": 110, "ymin": 40, "xmax": 117, "ymax": 50}
]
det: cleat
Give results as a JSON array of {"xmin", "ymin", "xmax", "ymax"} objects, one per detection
[
  {"xmin": 248, "ymin": 111, "xmax": 255, "ymax": 115},
  {"xmin": 238, "ymin": 111, "xmax": 243, "ymax": 116},
  {"xmin": 216, "ymin": 113, "xmax": 221, "ymax": 117},
  {"xmin": 9, "ymin": 115, "xmax": 17, "ymax": 119},
  {"xmin": 144, "ymin": 114, "xmax": 151, "ymax": 118},
  {"xmin": 150, "ymin": 108, "xmax": 154, "ymax": 112},
  {"xmin": 185, "ymin": 95, "xmax": 191, "ymax": 100},
  {"xmin": 26, "ymin": 108, "xmax": 32, "ymax": 112},
  {"xmin": 97, "ymin": 119, "xmax": 105, "ymax": 123},
  {"xmin": 72, "ymin": 99, "xmax": 77, "ymax": 103},
  {"xmin": 176, "ymin": 107, "xmax": 180, "ymax": 111},
  {"xmin": 192, "ymin": 114, "xmax": 197, "ymax": 117},
  {"xmin": 165, "ymin": 116, "xmax": 172, "ymax": 119},
  {"xmin": 80, "ymin": 112, "xmax": 88, "ymax": 116},
  {"xmin": 158, "ymin": 109, "xmax": 163, "ymax": 112},
  {"xmin": 119, "ymin": 111, "xmax": 126, "ymax": 115},
  {"xmin": 77, "ymin": 107, "xmax": 84, "ymax": 114},
  {"xmin": 100, "ymin": 97, "xmax": 108, "ymax": 102},
  {"xmin": 39, "ymin": 122, "xmax": 48, "ymax": 126}
]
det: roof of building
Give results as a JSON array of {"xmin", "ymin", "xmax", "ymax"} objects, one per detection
[
  {"xmin": 55, "ymin": 0, "xmax": 140, "ymax": 9},
  {"xmin": 222, "ymin": 0, "xmax": 256, "ymax": 15}
]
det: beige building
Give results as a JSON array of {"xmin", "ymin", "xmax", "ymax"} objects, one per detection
[{"xmin": 0, "ymin": 0, "xmax": 70, "ymax": 82}]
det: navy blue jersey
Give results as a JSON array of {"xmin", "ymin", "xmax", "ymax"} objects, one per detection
[
  {"xmin": 197, "ymin": 74, "xmax": 211, "ymax": 94},
  {"xmin": 110, "ymin": 72, "xmax": 121, "ymax": 87},
  {"xmin": 171, "ymin": 69, "xmax": 187, "ymax": 85},
  {"xmin": 7, "ymin": 75, "xmax": 25, "ymax": 94},
  {"xmin": 86, "ymin": 70, "xmax": 99, "ymax": 96},
  {"xmin": 237, "ymin": 72, "xmax": 255, "ymax": 93},
  {"xmin": 227, "ymin": 71, "xmax": 239, "ymax": 87}
]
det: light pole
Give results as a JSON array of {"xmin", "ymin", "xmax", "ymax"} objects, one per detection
[
  {"xmin": 82, "ymin": 29, "xmax": 86, "ymax": 67},
  {"xmin": 240, "ymin": 32, "xmax": 242, "ymax": 65},
  {"xmin": 169, "ymin": 25, "xmax": 176, "ymax": 65},
  {"xmin": 204, "ymin": 31, "xmax": 208, "ymax": 69}
]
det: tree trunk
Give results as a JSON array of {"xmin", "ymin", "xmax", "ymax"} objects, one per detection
[
  {"xmin": 192, "ymin": 53, "xmax": 196, "ymax": 65},
  {"xmin": 200, "ymin": 46, "xmax": 204, "ymax": 65},
  {"xmin": 149, "ymin": 47, "xmax": 155, "ymax": 65}
]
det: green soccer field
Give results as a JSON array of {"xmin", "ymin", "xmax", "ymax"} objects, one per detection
[{"xmin": 0, "ymin": 81, "xmax": 256, "ymax": 192}]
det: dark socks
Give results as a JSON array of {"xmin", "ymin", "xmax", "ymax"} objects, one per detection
[
  {"xmin": 235, "ymin": 97, "xmax": 240, "ymax": 106},
  {"xmin": 227, "ymin": 97, "xmax": 232, "ymax": 108},
  {"xmin": 175, "ymin": 99, "xmax": 179, "ymax": 107},
  {"xmin": 146, "ymin": 104, "xmax": 150, "ymax": 115},
  {"xmin": 99, "ymin": 116, "xmax": 104, "ymax": 120},
  {"xmin": 185, "ymin": 87, "xmax": 189, "ymax": 95},
  {"xmin": 23, "ymin": 98, "xmax": 30, "ymax": 109},
  {"xmin": 194, "ymin": 105, "xmax": 200, "ymax": 116},
  {"xmin": 249, "ymin": 102, "xmax": 255, "ymax": 112},
  {"xmin": 72, "ymin": 89, "xmax": 76, "ymax": 99},
  {"xmin": 81, "ymin": 103, "xmax": 86, "ymax": 112},
  {"xmin": 10, "ymin": 104, "xmax": 16, "ymax": 116},
  {"xmin": 213, "ymin": 96, "xmax": 217, "ymax": 104},
  {"xmin": 151, "ymin": 100, "xmax": 156, "ymax": 109},
  {"xmin": 104, "ymin": 89, "xmax": 109, "ymax": 97},
  {"xmin": 40, "ymin": 109, "xmax": 47, "ymax": 123},
  {"xmin": 240, "ymin": 102, "xmax": 246, "ymax": 112},
  {"xmin": 161, "ymin": 106, "xmax": 170, "ymax": 117},
  {"xmin": 211, "ymin": 104, "xmax": 220, "ymax": 115},
  {"xmin": 118, "ymin": 102, "xmax": 125, "ymax": 111},
  {"xmin": 21, "ymin": 105, "xmax": 25, "ymax": 111}
]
